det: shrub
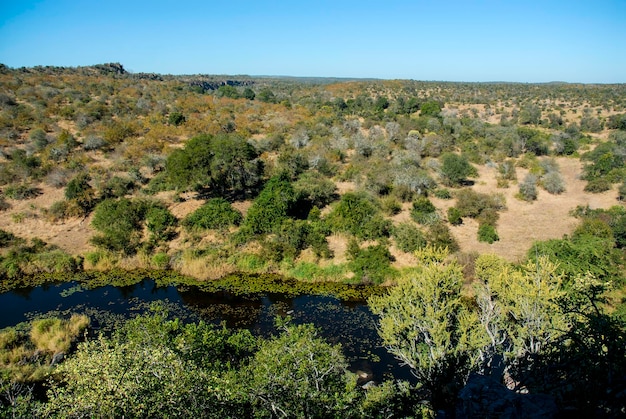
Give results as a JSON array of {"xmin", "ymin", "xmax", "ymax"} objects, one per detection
[
  {"xmin": 447, "ymin": 207, "xmax": 463, "ymax": 225},
  {"xmin": 380, "ymin": 196, "xmax": 402, "ymax": 216},
  {"xmin": 433, "ymin": 188, "xmax": 452, "ymax": 199},
  {"xmin": 91, "ymin": 198, "xmax": 146, "ymax": 254},
  {"xmin": 518, "ymin": 174, "xmax": 538, "ymax": 201},
  {"xmin": 477, "ymin": 223, "xmax": 499, "ymax": 244},
  {"xmin": 326, "ymin": 192, "xmax": 391, "ymax": 240},
  {"xmin": 410, "ymin": 197, "xmax": 438, "ymax": 225},
  {"xmin": 349, "ymin": 242, "xmax": 395, "ymax": 285},
  {"xmin": 293, "ymin": 171, "xmax": 338, "ymax": 209},
  {"xmin": 440, "ymin": 153, "xmax": 476, "ymax": 186},
  {"xmin": 3, "ymin": 184, "xmax": 41, "ymax": 200},
  {"xmin": 584, "ymin": 178, "xmax": 611, "ymax": 193},
  {"xmin": 244, "ymin": 175, "xmax": 296, "ymax": 235},
  {"xmin": 541, "ymin": 170, "xmax": 566, "ymax": 194},
  {"xmin": 427, "ymin": 221, "xmax": 459, "ymax": 252},
  {"xmin": 393, "ymin": 223, "xmax": 427, "ymax": 253},
  {"xmin": 83, "ymin": 134, "xmax": 107, "ymax": 151},
  {"xmin": 183, "ymin": 198, "xmax": 242, "ymax": 232},
  {"xmin": 145, "ymin": 205, "xmax": 177, "ymax": 242}
]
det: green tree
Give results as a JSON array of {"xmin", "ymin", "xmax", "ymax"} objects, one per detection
[
  {"xmin": 439, "ymin": 153, "xmax": 476, "ymax": 186},
  {"xmin": 369, "ymin": 250, "xmax": 476, "ymax": 405},
  {"xmin": 43, "ymin": 310, "xmax": 255, "ymax": 418},
  {"xmin": 325, "ymin": 192, "xmax": 391, "ymax": 240},
  {"xmin": 420, "ymin": 101, "xmax": 442, "ymax": 118},
  {"xmin": 243, "ymin": 175, "xmax": 297, "ymax": 235},
  {"xmin": 247, "ymin": 322, "xmax": 358, "ymax": 418},
  {"xmin": 165, "ymin": 133, "xmax": 262, "ymax": 196}
]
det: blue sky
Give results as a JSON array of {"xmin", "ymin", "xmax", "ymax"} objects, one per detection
[{"xmin": 1, "ymin": 0, "xmax": 624, "ymax": 82}]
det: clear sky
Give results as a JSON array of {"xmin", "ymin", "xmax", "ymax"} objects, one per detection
[{"xmin": 1, "ymin": 0, "xmax": 625, "ymax": 83}]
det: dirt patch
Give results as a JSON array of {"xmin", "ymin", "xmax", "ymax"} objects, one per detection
[
  {"xmin": 436, "ymin": 157, "xmax": 621, "ymax": 262},
  {"xmin": 0, "ymin": 183, "xmax": 95, "ymax": 254}
]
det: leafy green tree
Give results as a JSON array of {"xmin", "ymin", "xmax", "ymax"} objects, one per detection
[
  {"xmin": 216, "ymin": 85, "xmax": 239, "ymax": 98},
  {"xmin": 243, "ymin": 175, "xmax": 297, "ymax": 235},
  {"xmin": 369, "ymin": 250, "xmax": 476, "ymax": 405},
  {"xmin": 43, "ymin": 309, "xmax": 255, "ymax": 418},
  {"xmin": 392, "ymin": 222, "xmax": 427, "ymax": 253},
  {"xmin": 242, "ymin": 87, "xmax": 255, "ymax": 100},
  {"xmin": 168, "ymin": 111, "xmax": 186, "ymax": 126},
  {"xmin": 247, "ymin": 322, "xmax": 358, "ymax": 418},
  {"xmin": 420, "ymin": 101, "xmax": 442, "ymax": 118},
  {"xmin": 165, "ymin": 134, "xmax": 262, "ymax": 196},
  {"xmin": 145, "ymin": 204, "xmax": 177, "ymax": 242},
  {"xmin": 91, "ymin": 198, "xmax": 145, "ymax": 254},
  {"xmin": 257, "ymin": 88, "xmax": 277, "ymax": 103},
  {"xmin": 325, "ymin": 192, "xmax": 391, "ymax": 240},
  {"xmin": 348, "ymin": 242, "xmax": 395, "ymax": 285},
  {"xmin": 439, "ymin": 153, "xmax": 476, "ymax": 186}
]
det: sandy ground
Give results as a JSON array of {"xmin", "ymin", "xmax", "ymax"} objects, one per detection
[{"xmin": 432, "ymin": 157, "xmax": 622, "ymax": 262}]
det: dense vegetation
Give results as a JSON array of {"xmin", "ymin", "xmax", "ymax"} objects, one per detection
[{"xmin": 1, "ymin": 63, "xmax": 625, "ymax": 416}]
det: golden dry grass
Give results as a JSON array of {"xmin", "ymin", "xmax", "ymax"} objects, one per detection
[{"xmin": 431, "ymin": 157, "xmax": 621, "ymax": 262}]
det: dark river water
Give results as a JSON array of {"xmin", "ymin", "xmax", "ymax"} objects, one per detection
[{"xmin": 0, "ymin": 279, "xmax": 413, "ymax": 383}]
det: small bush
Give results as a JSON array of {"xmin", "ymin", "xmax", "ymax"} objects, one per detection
[
  {"xmin": 326, "ymin": 192, "xmax": 391, "ymax": 240},
  {"xmin": 433, "ymin": 188, "xmax": 452, "ymax": 199},
  {"xmin": 410, "ymin": 197, "xmax": 438, "ymax": 225},
  {"xmin": 380, "ymin": 196, "xmax": 402, "ymax": 216},
  {"xmin": 3, "ymin": 184, "xmax": 42, "ymax": 200},
  {"xmin": 349, "ymin": 242, "xmax": 395, "ymax": 285},
  {"xmin": 447, "ymin": 207, "xmax": 463, "ymax": 225},
  {"xmin": 427, "ymin": 221, "xmax": 459, "ymax": 252},
  {"xmin": 541, "ymin": 171, "xmax": 566, "ymax": 194},
  {"xmin": 518, "ymin": 174, "xmax": 538, "ymax": 201},
  {"xmin": 392, "ymin": 223, "xmax": 427, "ymax": 253},
  {"xmin": 83, "ymin": 134, "xmax": 107, "ymax": 151},
  {"xmin": 477, "ymin": 223, "xmax": 499, "ymax": 244},
  {"xmin": 584, "ymin": 178, "xmax": 611, "ymax": 193},
  {"xmin": 184, "ymin": 198, "xmax": 242, "ymax": 231}
]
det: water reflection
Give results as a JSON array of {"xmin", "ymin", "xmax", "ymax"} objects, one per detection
[{"xmin": 0, "ymin": 279, "xmax": 413, "ymax": 382}]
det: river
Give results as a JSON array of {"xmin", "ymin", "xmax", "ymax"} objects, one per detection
[{"xmin": 0, "ymin": 279, "xmax": 413, "ymax": 383}]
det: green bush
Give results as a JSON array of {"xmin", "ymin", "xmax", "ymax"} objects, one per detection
[
  {"xmin": 427, "ymin": 221, "xmax": 459, "ymax": 252},
  {"xmin": 3, "ymin": 184, "xmax": 41, "ymax": 200},
  {"xmin": 326, "ymin": 192, "xmax": 391, "ymax": 240},
  {"xmin": 477, "ymin": 223, "xmax": 499, "ymax": 244},
  {"xmin": 380, "ymin": 196, "xmax": 402, "ymax": 216},
  {"xmin": 293, "ymin": 171, "xmax": 338, "ymax": 209},
  {"xmin": 433, "ymin": 188, "xmax": 452, "ymax": 199},
  {"xmin": 440, "ymin": 153, "xmax": 476, "ymax": 186},
  {"xmin": 183, "ymin": 198, "xmax": 242, "ymax": 231},
  {"xmin": 410, "ymin": 197, "xmax": 438, "ymax": 225},
  {"xmin": 348, "ymin": 242, "xmax": 395, "ymax": 285},
  {"xmin": 392, "ymin": 223, "xmax": 427, "ymax": 253},
  {"xmin": 244, "ymin": 175, "xmax": 296, "ymax": 235},
  {"xmin": 91, "ymin": 198, "xmax": 146, "ymax": 254},
  {"xmin": 584, "ymin": 178, "xmax": 611, "ymax": 193},
  {"xmin": 145, "ymin": 205, "xmax": 177, "ymax": 242},
  {"xmin": 447, "ymin": 207, "xmax": 463, "ymax": 226}
]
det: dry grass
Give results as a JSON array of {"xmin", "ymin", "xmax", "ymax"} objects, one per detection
[
  {"xmin": 431, "ymin": 157, "xmax": 620, "ymax": 262},
  {"xmin": 30, "ymin": 314, "xmax": 89, "ymax": 354}
]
